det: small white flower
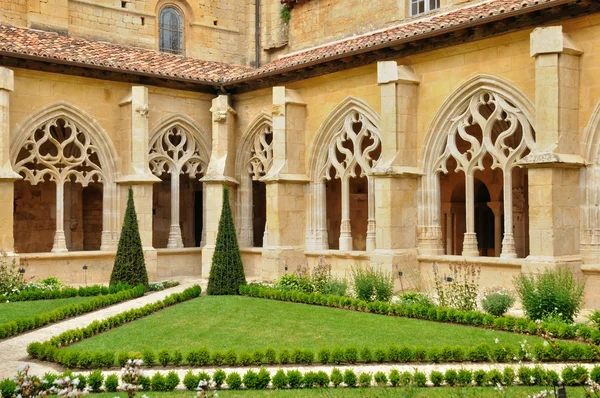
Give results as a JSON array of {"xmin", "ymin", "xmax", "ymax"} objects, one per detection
[{"xmin": 495, "ymin": 338, "xmax": 499, "ymax": 344}]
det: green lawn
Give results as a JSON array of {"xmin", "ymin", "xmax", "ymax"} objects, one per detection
[
  {"xmin": 65, "ymin": 296, "xmax": 541, "ymax": 353},
  {"xmin": 65, "ymin": 386, "xmax": 584, "ymax": 397},
  {"xmin": 0, "ymin": 296, "xmax": 97, "ymax": 324}
]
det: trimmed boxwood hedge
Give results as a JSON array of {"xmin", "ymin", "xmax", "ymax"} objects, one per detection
[
  {"xmin": 27, "ymin": 285, "xmax": 202, "ymax": 366},
  {"xmin": 4, "ymin": 282, "xmax": 133, "ymax": 302},
  {"xmin": 0, "ymin": 284, "xmax": 146, "ymax": 339},
  {"xmin": 239, "ymin": 285, "xmax": 594, "ymax": 344},
  {"xmin": 2, "ymin": 364, "xmax": 596, "ymax": 394}
]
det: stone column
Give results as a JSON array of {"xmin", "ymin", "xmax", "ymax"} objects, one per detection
[
  {"xmin": 201, "ymin": 95, "xmax": 238, "ymax": 277},
  {"xmin": 0, "ymin": 68, "xmax": 21, "ymax": 255},
  {"xmin": 489, "ymin": 201, "xmax": 503, "ymax": 258},
  {"xmin": 521, "ymin": 26, "xmax": 584, "ymax": 272},
  {"xmin": 167, "ymin": 174, "xmax": 184, "ymax": 248},
  {"xmin": 370, "ymin": 61, "xmax": 422, "ymax": 291},
  {"xmin": 117, "ymin": 86, "xmax": 160, "ymax": 280},
  {"xmin": 261, "ymin": 87, "xmax": 309, "ymax": 280}
]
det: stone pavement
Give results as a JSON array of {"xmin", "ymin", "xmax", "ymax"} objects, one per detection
[{"xmin": 0, "ymin": 279, "xmax": 204, "ymax": 379}]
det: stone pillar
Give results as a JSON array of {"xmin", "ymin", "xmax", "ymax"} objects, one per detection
[
  {"xmin": 117, "ymin": 86, "xmax": 160, "ymax": 280},
  {"xmin": 489, "ymin": 201, "xmax": 503, "ymax": 257},
  {"xmin": 370, "ymin": 61, "xmax": 422, "ymax": 291},
  {"xmin": 0, "ymin": 68, "xmax": 21, "ymax": 255},
  {"xmin": 261, "ymin": 87, "xmax": 309, "ymax": 280},
  {"xmin": 521, "ymin": 26, "xmax": 584, "ymax": 272},
  {"xmin": 201, "ymin": 95, "xmax": 238, "ymax": 277}
]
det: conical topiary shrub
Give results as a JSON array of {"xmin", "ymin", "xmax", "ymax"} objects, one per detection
[
  {"xmin": 110, "ymin": 186, "xmax": 148, "ymax": 287},
  {"xmin": 207, "ymin": 185, "xmax": 247, "ymax": 295}
]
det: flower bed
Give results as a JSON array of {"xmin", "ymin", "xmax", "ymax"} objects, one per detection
[{"xmin": 3, "ymin": 282, "xmax": 132, "ymax": 302}]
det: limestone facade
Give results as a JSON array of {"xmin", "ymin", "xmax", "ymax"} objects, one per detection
[{"xmin": 3, "ymin": 0, "xmax": 600, "ymax": 307}]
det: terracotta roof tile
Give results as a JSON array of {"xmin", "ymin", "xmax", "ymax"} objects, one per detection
[
  {"xmin": 0, "ymin": 0, "xmax": 572, "ymax": 85},
  {"xmin": 0, "ymin": 23, "xmax": 252, "ymax": 83}
]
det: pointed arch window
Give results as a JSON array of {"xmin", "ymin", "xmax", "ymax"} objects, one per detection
[{"xmin": 159, "ymin": 6, "xmax": 184, "ymax": 55}]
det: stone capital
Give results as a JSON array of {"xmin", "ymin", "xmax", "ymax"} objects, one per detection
[
  {"xmin": 530, "ymin": 26, "xmax": 583, "ymax": 57},
  {"xmin": 210, "ymin": 95, "xmax": 236, "ymax": 123},
  {"xmin": 273, "ymin": 86, "xmax": 306, "ymax": 107},
  {"xmin": 519, "ymin": 152, "xmax": 585, "ymax": 169},
  {"xmin": 377, "ymin": 61, "xmax": 420, "ymax": 85},
  {"xmin": 0, "ymin": 67, "xmax": 14, "ymax": 92}
]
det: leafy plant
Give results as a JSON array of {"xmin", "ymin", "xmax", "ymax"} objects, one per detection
[
  {"xmin": 207, "ymin": 186, "xmax": 247, "ymax": 295},
  {"xmin": 0, "ymin": 251, "xmax": 26, "ymax": 297},
  {"xmin": 280, "ymin": 5, "xmax": 291, "ymax": 24},
  {"xmin": 351, "ymin": 264, "xmax": 394, "ymax": 302},
  {"xmin": 514, "ymin": 267, "xmax": 584, "ymax": 322},
  {"xmin": 109, "ymin": 187, "xmax": 148, "ymax": 287},
  {"xmin": 105, "ymin": 374, "xmax": 119, "ymax": 392},
  {"xmin": 431, "ymin": 261, "xmax": 480, "ymax": 311},
  {"xmin": 482, "ymin": 291, "xmax": 515, "ymax": 316}
]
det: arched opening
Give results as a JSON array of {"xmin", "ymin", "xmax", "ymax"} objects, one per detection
[
  {"xmin": 307, "ymin": 98, "xmax": 382, "ymax": 252},
  {"xmin": 13, "ymin": 117, "xmax": 106, "ymax": 253},
  {"xmin": 149, "ymin": 119, "xmax": 209, "ymax": 249},
  {"xmin": 421, "ymin": 79, "xmax": 535, "ymax": 258},
  {"xmin": 236, "ymin": 114, "xmax": 273, "ymax": 248}
]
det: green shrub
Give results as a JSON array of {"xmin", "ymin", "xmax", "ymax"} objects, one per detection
[
  {"xmin": 359, "ymin": 372, "xmax": 372, "ymax": 388},
  {"xmin": 457, "ymin": 369, "xmax": 472, "ymax": 386},
  {"xmin": 473, "ymin": 370, "xmax": 487, "ymax": 386},
  {"xmin": 255, "ymin": 368, "xmax": 270, "ymax": 390},
  {"xmin": 482, "ymin": 291, "xmax": 515, "ymax": 316},
  {"xmin": 331, "ymin": 347, "xmax": 345, "ymax": 364},
  {"xmin": 87, "ymin": 369, "xmax": 104, "ymax": 393},
  {"xmin": 322, "ymin": 278, "xmax": 347, "ymax": 296},
  {"xmin": 315, "ymin": 371, "xmax": 329, "ymax": 388},
  {"xmin": 503, "ymin": 367, "xmax": 515, "ymax": 386},
  {"xmin": 213, "ymin": 369, "xmax": 226, "ymax": 388},
  {"xmin": 351, "ymin": 264, "xmax": 394, "ymax": 302},
  {"xmin": 374, "ymin": 371, "xmax": 388, "ymax": 386},
  {"xmin": 518, "ymin": 366, "xmax": 533, "ymax": 386},
  {"xmin": 360, "ymin": 347, "xmax": 373, "ymax": 363},
  {"xmin": 109, "ymin": 187, "xmax": 148, "ymax": 287},
  {"xmin": 158, "ymin": 349, "xmax": 170, "ymax": 366},
  {"xmin": 592, "ymin": 366, "xmax": 600, "ymax": 383},
  {"xmin": 343, "ymin": 369, "xmax": 357, "ymax": 388},
  {"xmin": 198, "ymin": 372, "xmax": 210, "ymax": 382},
  {"xmin": 487, "ymin": 369, "xmax": 503, "ymax": 386},
  {"xmin": 345, "ymin": 346, "xmax": 358, "ymax": 364},
  {"xmin": 226, "ymin": 372, "xmax": 242, "ymax": 390},
  {"xmin": 400, "ymin": 371, "xmax": 412, "ymax": 387},
  {"xmin": 318, "ymin": 347, "xmax": 330, "ymax": 364},
  {"xmin": 413, "ymin": 371, "xmax": 427, "ymax": 387},
  {"xmin": 444, "ymin": 369, "xmax": 458, "ymax": 386},
  {"xmin": 212, "ymin": 350, "xmax": 225, "ymax": 366},
  {"xmin": 272, "ymin": 369, "xmax": 288, "ymax": 389},
  {"xmin": 207, "ymin": 186, "xmax": 247, "ymax": 295},
  {"xmin": 171, "ymin": 350, "xmax": 182, "ymax": 366},
  {"xmin": 165, "ymin": 371, "xmax": 179, "ymax": 391},
  {"xmin": 183, "ymin": 371, "xmax": 199, "ymax": 390},
  {"xmin": 330, "ymin": 368, "xmax": 343, "ymax": 388},
  {"xmin": 0, "ymin": 378, "xmax": 17, "ymax": 398},
  {"xmin": 514, "ymin": 268, "xmax": 584, "ymax": 322},
  {"xmin": 242, "ymin": 370, "xmax": 259, "ymax": 390},
  {"xmin": 303, "ymin": 371, "xmax": 316, "ymax": 389},
  {"xmin": 105, "ymin": 374, "xmax": 119, "ymax": 392},
  {"xmin": 387, "ymin": 369, "xmax": 399, "ymax": 387},
  {"xmin": 142, "ymin": 348, "xmax": 155, "ymax": 366},
  {"xmin": 238, "ymin": 351, "xmax": 251, "ymax": 366},
  {"xmin": 277, "ymin": 274, "xmax": 314, "ymax": 293},
  {"xmin": 428, "ymin": 370, "xmax": 442, "ymax": 387},
  {"xmin": 151, "ymin": 372, "xmax": 166, "ymax": 391},
  {"xmin": 265, "ymin": 347, "xmax": 277, "ymax": 365},
  {"xmin": 302, "ymin": 349, "xmax": 314, "ymax": 364},
  {"xmin": 287, "ymin": 370, "xmax": 303, "ymax": 389},
  {"xmin": 139, "ymin": 375, "xmax": 151, "ymax": 391}
]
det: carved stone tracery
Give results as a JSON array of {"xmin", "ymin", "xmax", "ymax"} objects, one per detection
[
  {"xmin": 247, "ymin": 126, "xmax": 273, "ymax": 180},
  {"xmin": 149, "ymin": 124, "xmax": 208, "ymax": 248}
]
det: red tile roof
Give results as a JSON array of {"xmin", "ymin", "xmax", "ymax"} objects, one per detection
[{"xmin": 0, "ymin": 0, "xmax": 578, "ymax": 86}]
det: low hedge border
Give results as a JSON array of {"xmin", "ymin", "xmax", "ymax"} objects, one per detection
[
  {"xmin": 3, "ymin": 282, "xmax": 133, "ymax": 302},
  {"xmin": 2, "ymin": 364, "xmax": 598, "ymax": 395},
  {"xmin": 239, "ymin": 285, "xmax": 598, "ymax": 344},
  {"xmin": 0, "ymin": 285, "xmax": 146, "ymax": 340},
  {"xmin": 30, "ymin": 339, "xmax": 600, "ymax": 369},
  {"xmin": 27, "ymin": 285, "xmax": 202, "ymax": 365}
]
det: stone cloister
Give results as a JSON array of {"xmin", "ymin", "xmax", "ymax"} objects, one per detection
[{"xmin": 3, "ymin": 21, "xmax": 600, "ymax": 306}]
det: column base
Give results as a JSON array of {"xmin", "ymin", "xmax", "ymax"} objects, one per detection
[
  {"xmin": 462, "ymin": 232, "xmax": 479, "ymax": 257},
  {"xmin": 500, "ymin": 232, "xmax": 517, "ymax": 258},
  {"xmin": 52, "ymin": 230, "xmax": 68, "ymax": 253},
  {"xmin": 167, "ymin": 225, "xmax": 184, "ymax": 249}
]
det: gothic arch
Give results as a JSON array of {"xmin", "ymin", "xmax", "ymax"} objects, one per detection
[
  {"xmin": 235, "ymin": 111, "xmax": 273, "ymax": 247},
  {"xmin": 148, "ymin": 114, "xmax": 210, "ymax": 248},
  {"xmin": 10, "ymin": 101, "xmax": 119, "ymax": 252},
  {"xmin": 418, "ymin": 74, "xmax": 536, "ymax": 256},
  {"xmin": 306, "ymin": 96, "xmax": 382, "ymax": 251},
  {"xmin": 580, "ymin": 102, "xmax": 600, "ymax": 256}
]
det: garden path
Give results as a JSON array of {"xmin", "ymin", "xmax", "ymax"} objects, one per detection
[{"xmin": 0, "ymin": 279, "xmax": 204, "ymax": 379}]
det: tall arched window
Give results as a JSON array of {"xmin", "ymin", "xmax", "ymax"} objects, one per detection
[{"xmin": 159, "ymin": 6, "xmax": 184, "ymax": 55}]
